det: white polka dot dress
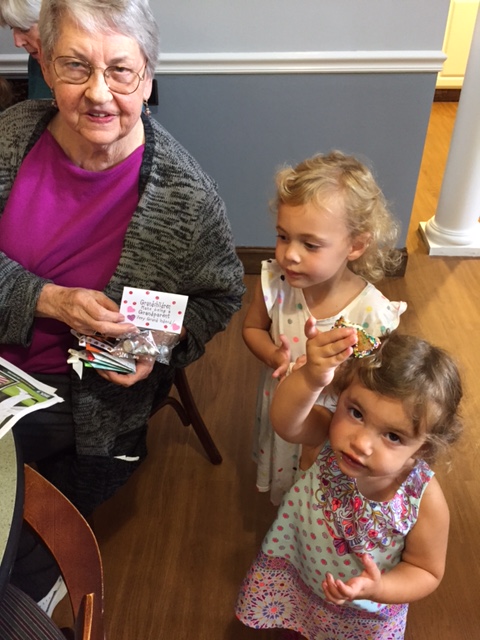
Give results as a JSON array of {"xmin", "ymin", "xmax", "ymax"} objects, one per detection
[{"xmin": 252, "ymin": 259, "xmax": 407, "ymax": 505}]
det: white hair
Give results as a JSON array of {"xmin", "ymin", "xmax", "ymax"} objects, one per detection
[
  {"xmin": 39, "ymin": 0, "xmax": 160, "ymax": 77},
  {"xmin": 0, "ymin": 0, "xmax": 41, "ymax": 28}
]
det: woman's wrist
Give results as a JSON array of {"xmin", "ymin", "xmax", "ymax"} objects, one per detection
[{"xmin": 35, "ymin": 283, "xmax": 62, "ymax": 319}]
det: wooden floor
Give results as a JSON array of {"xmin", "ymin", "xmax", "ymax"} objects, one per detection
[{"xmin": 89, "ymin": 102, "xmax": 480, "ymax": 639}]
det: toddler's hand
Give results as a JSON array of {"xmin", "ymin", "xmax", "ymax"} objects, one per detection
[
  {"xmin": 271, "ymin": 334, "xmax": 291, "ymax": 380},
  {"xmin": 322, "ymin": 554, "xmax": 381, "ymax": 605},
  {"xmin": 302, "ymin": 318, "xmax": 357, "ymax": 389},
  {"xmin": 292, "ymin": 354, "xmax": 306, "ymax": 372},
  {"xmin": 286, "ymin": 318, "xmax": 318, "ymax": 374},
  {"xmin": 304, "ymin": 316, "xmax": 319, "ymax": 340}
]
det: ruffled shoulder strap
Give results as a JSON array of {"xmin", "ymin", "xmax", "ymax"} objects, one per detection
[
  {"xmin": 260, "ymin": 259, "xmax": 287, "ymax": 317},
  {"xmin": 345, "ymin": 282, "xmax": 407, "ymax": 336}
]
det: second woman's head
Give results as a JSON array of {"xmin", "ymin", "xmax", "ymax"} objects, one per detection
[{"xmin": 0, "ymin": 0, "xmax": 42, "ymax": 59}]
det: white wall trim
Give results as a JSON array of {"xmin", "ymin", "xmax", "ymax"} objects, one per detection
[
  {"xmin": 1, "ymin": 50, "xmax": 446, "ymax": 76},
  {"xmin": 1, "ymin": 54, "xmax": 29, "ymax": 75},
  {"xmin": 156, "ymin": 50, "xmax": 446, "ymax": 74}
]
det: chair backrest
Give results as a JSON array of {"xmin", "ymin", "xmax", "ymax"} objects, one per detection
[
  {"xmin": 23, "ymin": 465, "xmax": 105, "ymax": 640},
  {"xmin": 75, "ymin": 593, "xmax": 94, "ymax": 640}
]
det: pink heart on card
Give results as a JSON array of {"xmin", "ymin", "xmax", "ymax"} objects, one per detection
[
  {"xmin": 172, "ymin": 323, "xmax": 180, "ymax": 331},
  {"xmin": 127, "ymin": 306, "xmax": 135, "ymax": 313},
  {"xmin": 127, "ymin": 314, "xmax": 136, "ymax": 321}
]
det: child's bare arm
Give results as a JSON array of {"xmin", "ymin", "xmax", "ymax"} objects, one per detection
[
  {"xmin": 385, "ymin": 477, "xmax": 449, "ymax": 600},
  {"xmin": 270, "ymin": 323, "xmax": 356, "ymax": 446},
  {"xmin": 322, "ymin": 478, "xmax": 449, "ymax": 605},
  {"xmin": 242, "ymin": 280, "xmax": 291, "ymax": 377}
]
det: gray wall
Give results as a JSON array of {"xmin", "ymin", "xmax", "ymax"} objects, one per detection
[
  {"xmin": 0, "ymin": 0, "xmax": 450, "ymax": 56},
  {"xmin": 0, "ymin": 0, "xmax": 450, "ymax": 248},
  {"xmin": 151, "ymin": 72, "xmax": 436, "ymax": 248},
  {"xmin": 149, "ymin": 0, "xmax": 450, "ymax": 248},
  {"xmin": 152, "ymin": 0, "xmax": 448, "ymax": 53}
]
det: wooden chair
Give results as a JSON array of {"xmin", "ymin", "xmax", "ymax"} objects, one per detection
[
  {"xmin": 150, "ymin": 368, "xmax": 222, "ymax": 465},
  {"xmin": 23, "ymin": 465, "xmax": 105, "ymax": 640}
]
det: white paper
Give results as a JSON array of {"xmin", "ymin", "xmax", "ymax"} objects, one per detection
[{"xmin": 0, "ymin": 358, "xmax": 64, "ymax": 440}]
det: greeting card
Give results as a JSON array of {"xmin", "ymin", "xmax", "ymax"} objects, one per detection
[{"xmin": 119, "ymin": 287, "xmax": 188, "ymax": 334}]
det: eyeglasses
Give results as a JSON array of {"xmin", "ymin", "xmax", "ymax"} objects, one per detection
[{"xmin": 52, "ymin": 56, "xmax": 147, "ymax": 95}]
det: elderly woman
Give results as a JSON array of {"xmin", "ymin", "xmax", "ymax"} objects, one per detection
[
  {"xmin": 0, "ymin": 0, "xmax": 50, "ymax": 98},
  {"xmin": 0, "ymin": 0, "xmax": 244, "ymax": 611}
]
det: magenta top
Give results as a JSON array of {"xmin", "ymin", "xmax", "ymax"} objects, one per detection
[{"xmin": 0, "ymin": 130, "xmax": 144, "ymax": 374}]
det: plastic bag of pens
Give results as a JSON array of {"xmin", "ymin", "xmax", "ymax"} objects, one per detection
[{"xmin": 112, "ymin": 329, "xmax": 180, "ymax": 365}]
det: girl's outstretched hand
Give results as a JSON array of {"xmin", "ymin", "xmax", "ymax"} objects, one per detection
[
  {"xmin": 322, "ymin": 554, "xmax": 382, "ymax": 605},
  {"xmin": 301, "ymin": 318, "xmax": 357, "ymax": 391},
  {"xmin": 304, "ymin": 316, "xmax": 319, "ymax": 340},
  {"xmin": 289, "ymin": 319, "xmax": 318, "ymax": 373},
  {"xmin": 271, "ymin": 334, "xmax": 291, "ymax": 380},
  {"xmin": 292, "ymin": 354, "xmax": 307, "ymax": 372}
]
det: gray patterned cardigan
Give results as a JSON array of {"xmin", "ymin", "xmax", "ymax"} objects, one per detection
[{"xmin": 0, "ymin": 101, "xmax": 245, "ymax": 513}]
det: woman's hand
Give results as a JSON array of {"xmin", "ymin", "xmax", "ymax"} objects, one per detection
[
  {"xmin": 96, "ymin": 356, "xmax": 156, "ymax": 387},
  {"xmin": 36, "ymin": 283, "xmax": 137, "ymax": 337},
  {"xmin": 322, "ymin": 554, "xmax": 381, "ymax": 605}
]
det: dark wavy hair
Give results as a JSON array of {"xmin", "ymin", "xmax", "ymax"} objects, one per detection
[{"xmin": 331, "ymin": 332, "xmax": 464, "ymax": 465}]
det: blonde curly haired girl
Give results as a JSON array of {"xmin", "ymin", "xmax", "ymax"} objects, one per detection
[{"xmin": 244, "ymin": 150, "xmax": 406, "ymax": 504}]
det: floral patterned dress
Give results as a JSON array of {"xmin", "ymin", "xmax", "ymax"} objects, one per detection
[
  {"xmin": 236, "ymin": 441, "xmax": 434, "ymax": 639},
  {"xmin": 253, "ymin": 259, "xmax": 407, "ymax": 504}
]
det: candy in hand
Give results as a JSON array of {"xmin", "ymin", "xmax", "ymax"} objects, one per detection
[{"xmin": 333, "ymin": 316, "xmax": 380, "ymax": 358}]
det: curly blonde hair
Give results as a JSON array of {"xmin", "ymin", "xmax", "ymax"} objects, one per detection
[
  {"xmin": 331, "ymin": 332, "xmax": 464, "ymax": 465},
  {"xmin": 272, "ymin": 150, "xmax": 402, "ymax": 282}
]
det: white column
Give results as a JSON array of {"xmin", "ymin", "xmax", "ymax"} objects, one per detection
[{"xmin": 419, "ymin": 5, "xmax": 480, "ymax": 257}]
